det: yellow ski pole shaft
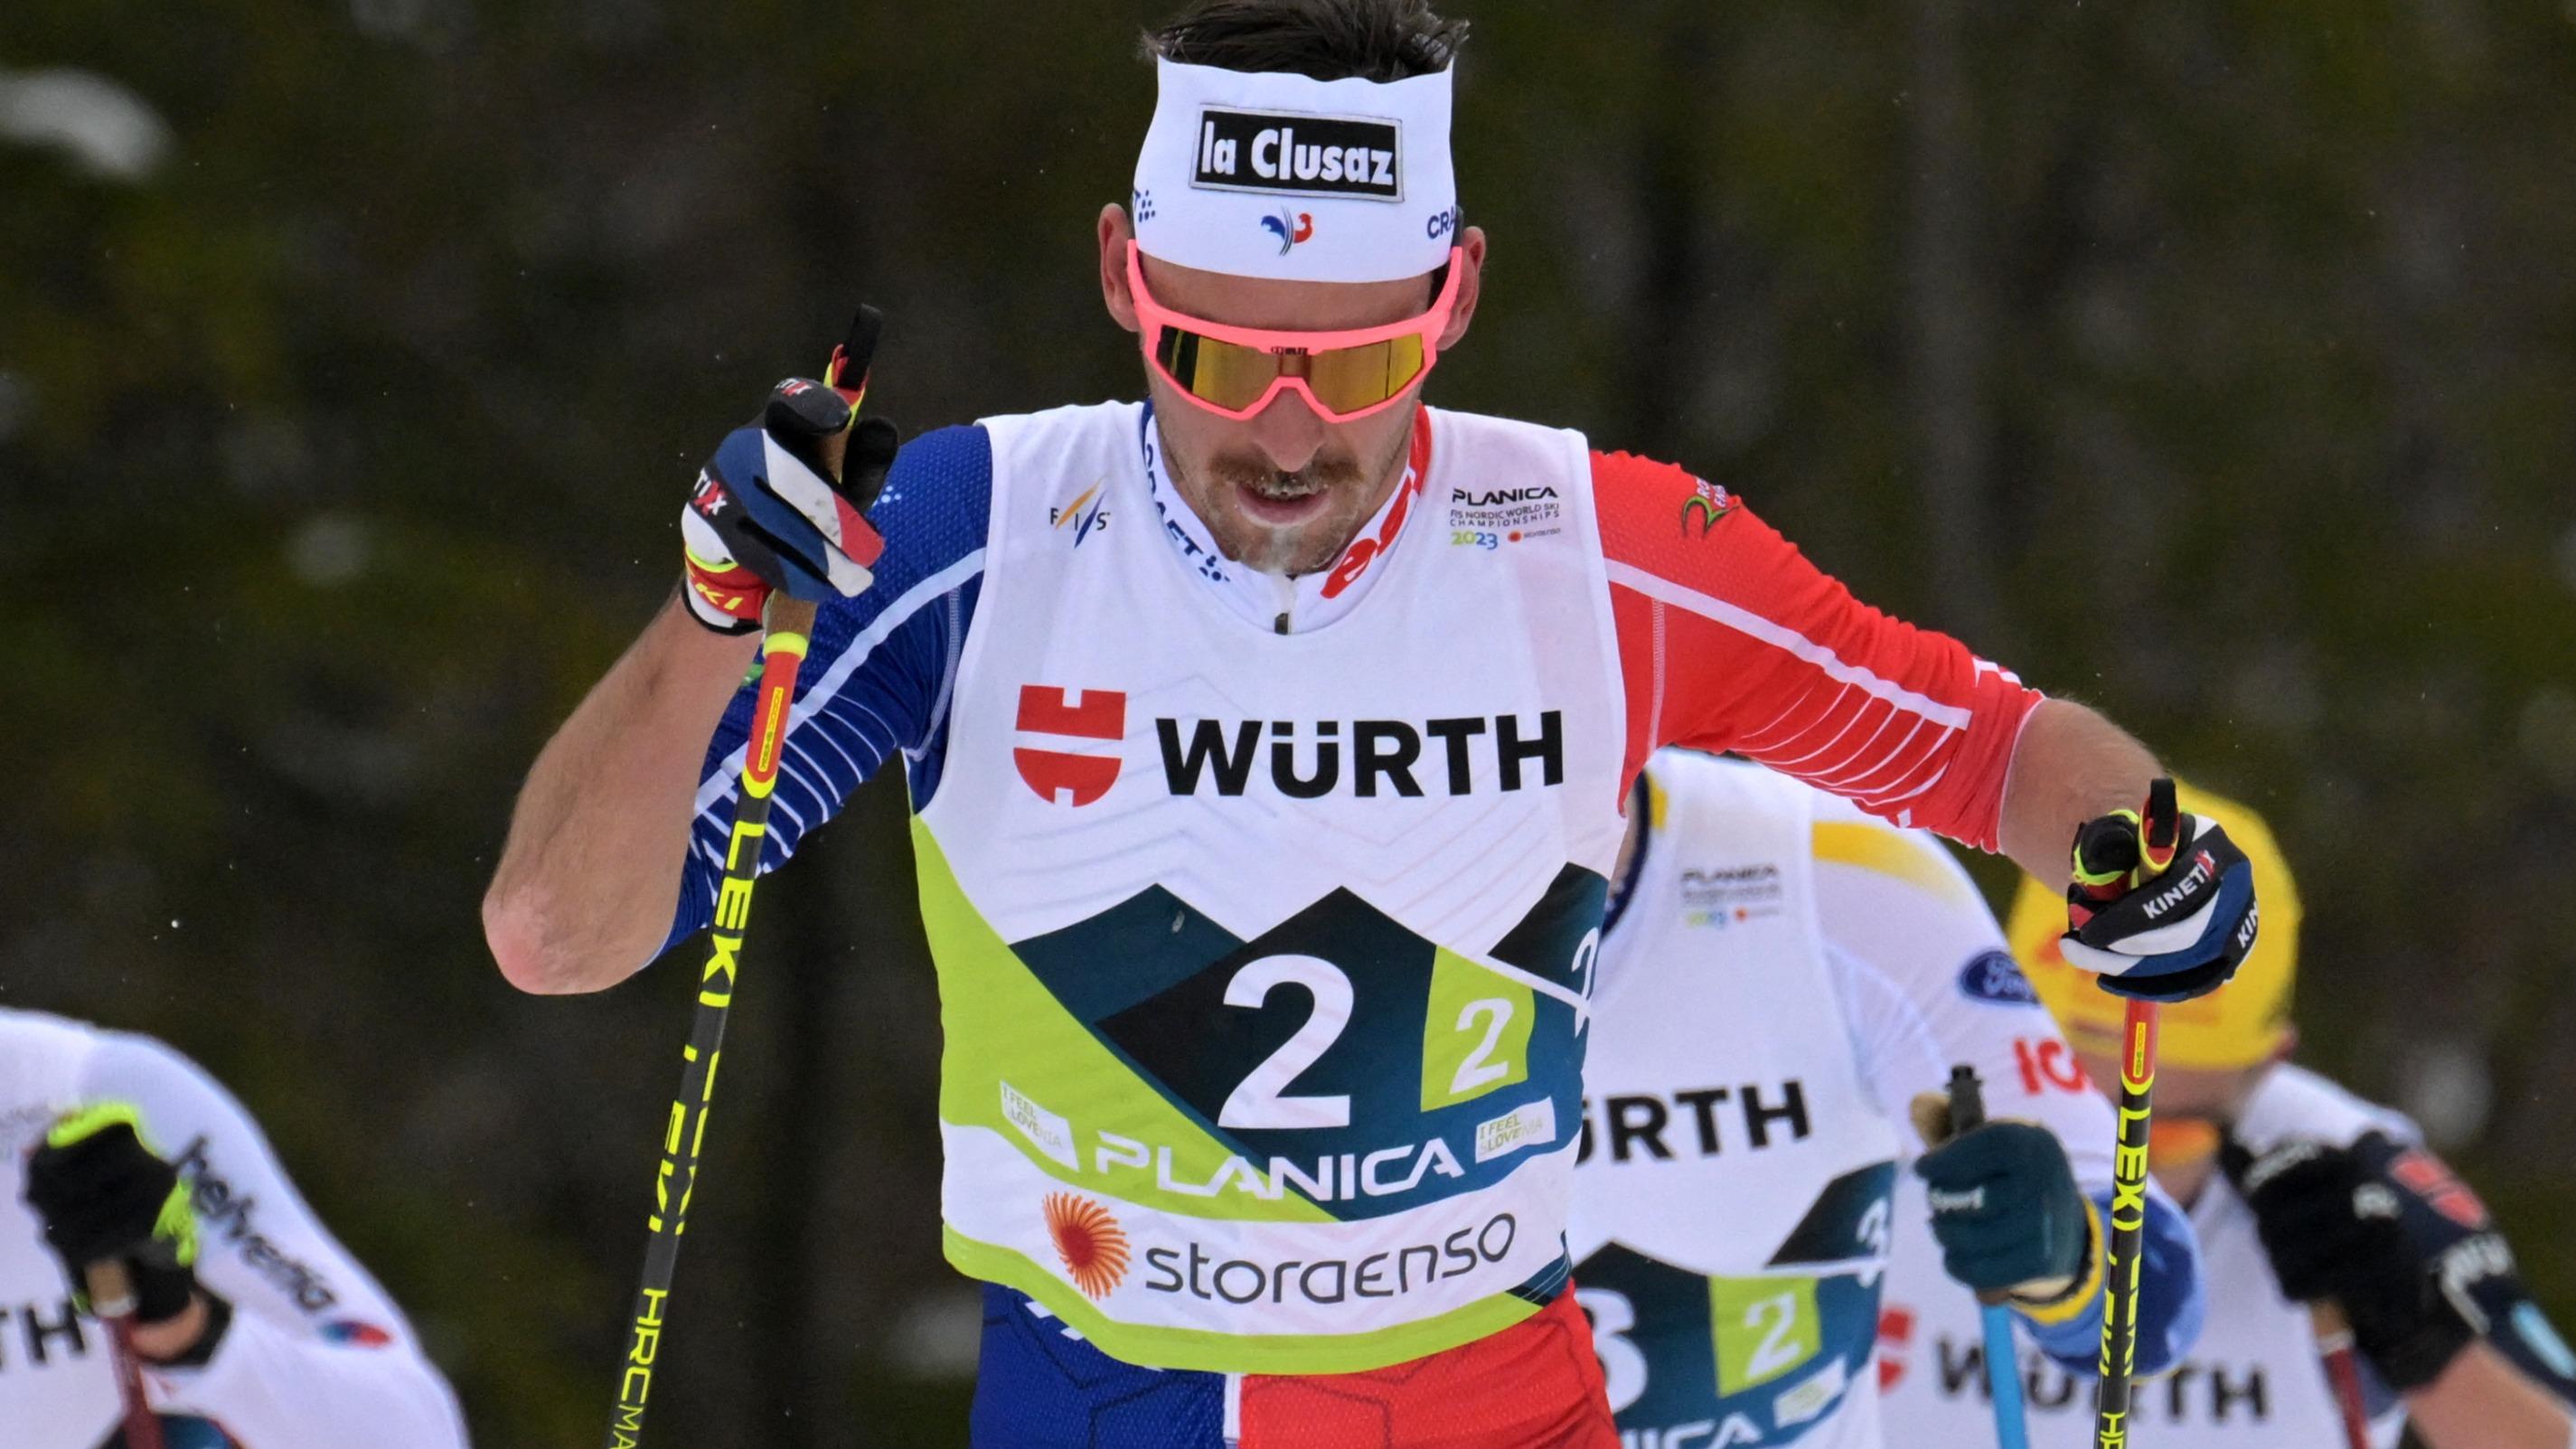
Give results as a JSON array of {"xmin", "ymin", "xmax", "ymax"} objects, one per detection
[
  {"xmin": 2085, "ymin": 778, "xmax": 2181, "ymax": 1449},
  {"xmin": 603, "ymin": 313, "xmax": 878, "ymax": 1448}
]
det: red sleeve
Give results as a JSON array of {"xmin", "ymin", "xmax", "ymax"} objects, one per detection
[{"xmin": 1594, "ymin": 450, "xmax": 2043, "ymax": 852}]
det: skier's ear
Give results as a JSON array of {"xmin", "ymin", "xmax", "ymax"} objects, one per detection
[
  {"xmin": 1100, "ymin": 204, "xmax": 1142, "ymax": 334},
  {"xmin": 1433, "ymin": 225, "xmax": 1486, "ymax": 353}
]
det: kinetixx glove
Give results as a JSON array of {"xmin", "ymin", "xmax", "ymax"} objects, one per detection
[
  {"xmin": 2059, "ymin": 778, "xmax": 2259, "ymax": 1002},
  {"xmin": 680, "ymin": 314, "xmax": 900, "ymax": 633}
]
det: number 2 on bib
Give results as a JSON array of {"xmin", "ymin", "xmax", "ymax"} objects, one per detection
[
  {"xmin": 1212, "ymin": 947, "xmax": 1550, "ymax": 1132},
  {"xmin": 1217, "ymin": 955, "xmax": 1354, "ymax": 1130}
]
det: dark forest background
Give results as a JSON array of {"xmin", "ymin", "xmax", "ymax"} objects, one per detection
[{"xmin": 5, "ymin": 1, "xmax": 2573, "ymax": 1443}]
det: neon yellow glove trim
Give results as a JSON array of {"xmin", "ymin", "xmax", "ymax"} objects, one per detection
[
  {"xmin": 2072, "ymin": 810, "xmax": 2144, "ymax": 889},
  {"xmin": 46, "ymin": 1100, "xmax": 147, "ymax": 1149},
  {"xmin": 46, "ymin": 1102, "xmax": 199, "ymax": 1268}
]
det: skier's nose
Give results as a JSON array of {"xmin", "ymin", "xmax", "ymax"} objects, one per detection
[{"xmin": 1246, "ymin": 387, "xmax": 1328, "ymax": 475}]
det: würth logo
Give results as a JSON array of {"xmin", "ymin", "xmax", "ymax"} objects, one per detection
[
  {"xmin": 1158, "ymin": 711, "xmax": 1565, "ymax": 798},
  {"xmin": 1015, "ymin": 685, "xmax": 1126, "ymax": 806}
]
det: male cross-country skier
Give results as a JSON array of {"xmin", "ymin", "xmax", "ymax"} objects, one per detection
[
  {"xmin": 1567, "ymin": 747, "xmax": 2203, "ymax": 1448},
  {"xmin": 482, "ymin": 3, "xmax": 2261, "ymax": 1444},
  {"xmin": 1878, "ymin": 782, "xmax": 2576, "ymax": 1447},
  {"xmin": 3, "ymin": 1008, "xmax": 471, "ymax": 1448}
]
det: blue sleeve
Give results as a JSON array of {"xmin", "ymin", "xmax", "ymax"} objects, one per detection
[
  {"xmin": 662, "ymin": 422, "xmax": 993, "ymax": 957},
  {"xmin": 2018, "ymin": 1191, "xmax": 2205, "ymax": 1378}
]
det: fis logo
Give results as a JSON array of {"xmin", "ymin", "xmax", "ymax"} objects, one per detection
[
  {"xmin": 1015, "ymin": 685, "xmax": 1127, "ymax": 807},
  {"xmin": 1043, "ymin": 1192, "xmax": 1132, "ymax": 1300},
  {"xmin": 1049, "ymin": 478, "xmax": 1111, "ymax": 547},
  {"xmin": 1261, "ymin": 208, "xmax": 1317, "ymax": 255}
]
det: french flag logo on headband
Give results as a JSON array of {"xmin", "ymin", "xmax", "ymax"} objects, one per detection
[{"xmin": 1260, "ymin": 209, "xmax": 1316, "ymax": 254}]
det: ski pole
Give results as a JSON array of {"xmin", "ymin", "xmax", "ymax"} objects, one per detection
[
  {"xmin": 2311, "ymin": 1303, "xmax": 2374, "ymax": 1449},
  {"xmin": 2082, "ymin": 777, "xmax": 2182, "ymax": 1449},
  {"xmin": 86, "ymin": 1260, "xmax": 166, "ymax": 1449},
  {"xmin": 601, "ymin": 308, "xmax": 881, "ymax": 1449},
  {"xmin": 1943, "ymin": 1064, "xmax": 2032, "ymax": 1449}
]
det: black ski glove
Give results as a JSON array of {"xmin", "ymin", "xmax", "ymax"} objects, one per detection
[
  {"xmin": 23, "ymin": 1104, "xmax": 202, "ymax": 1326},
  {"xmin": 2223, "ymin": 1130, "xmax": 2512, "ymax": 1391},
  {"xmin": 2059, "ymin": 780, "xmax": 2259, "ymax": 1002}
]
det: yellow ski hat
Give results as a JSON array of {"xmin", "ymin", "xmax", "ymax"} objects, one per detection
[{"xmin": 2007, "ymin": 780, "xmax": 2303, "ymax": 1071}]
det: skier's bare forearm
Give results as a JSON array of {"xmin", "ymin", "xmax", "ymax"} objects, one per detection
[
  {"xmin": 1996, "ymin": 698, "xmax": 2161, "ymax": 886},
  {"xmin": 2408, "ymin": 1341, "xmax": 2575, "ymax": 1449},
  {"xmin": 484, "ymin": 596, "xmax": 759, "ymax": 993}
]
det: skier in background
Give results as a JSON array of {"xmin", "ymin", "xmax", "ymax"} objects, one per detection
[
  {"xmin": 1569, "ymin": 748, "xmax": 2203, "ymax": 1446},
  {"xmin": 5, "ymin": 1008, "xmax": 470, "ymax": 1448},
  {"xmin": 1877, "ymin": 783, "xmax": 2576, "ymax": 1447}
]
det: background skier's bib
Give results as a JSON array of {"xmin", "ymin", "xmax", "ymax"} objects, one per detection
[{"xmin": 1570, "ymin": 755, "xmax": 1904, "ymax": 1444}]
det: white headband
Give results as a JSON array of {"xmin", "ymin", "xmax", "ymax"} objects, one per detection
[{"xmin": 1132, "ymin": 57, "xmax": 1460, "ymax": 285}]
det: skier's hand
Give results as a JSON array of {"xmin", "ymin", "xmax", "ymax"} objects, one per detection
[
  {"xmin": 23, "ymin": 1104, "xmax": 202, "ymax": 1328},
  {"xmin": 679, "ymin": 350, "xmax": 900, "ymax": 634},
  {"xmin": 2056, "ymin": 780, "xmax": 2258, "ymax": 1002},
  {"xmin": 1912, "ymin": 1107, "xmax": 2097, "ymax": 1307},
  {"xmin": 2223, "ymin": 1131, "xmax": 2510, "ymax": 1392}
]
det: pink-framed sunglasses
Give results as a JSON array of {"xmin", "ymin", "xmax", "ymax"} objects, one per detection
[{"xmin": 1126, "ymin": 240, "xmax": 1465, "ymax": 422}]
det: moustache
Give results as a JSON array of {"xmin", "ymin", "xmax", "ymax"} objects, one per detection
[{"xmin": 1202, "ymin": 450, "xmax": 1368, "ymax": 496}]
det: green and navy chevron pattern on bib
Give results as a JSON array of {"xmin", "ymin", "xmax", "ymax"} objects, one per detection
[{"xmin": 1576, "ymin": 1241, "xmax": 1885, "ymax": 1447}]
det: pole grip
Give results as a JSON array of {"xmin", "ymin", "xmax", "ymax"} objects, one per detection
[
  {"xmin": 1946, "ymin": 1063, "xmax": 1988, "ymax": 1133},
  {"xmin": 765, "ymin": 597, "xmax": 820, "ymax": 638},
  {"xmin": 86, "ymin": 1259, "xmax": 138, "ymax": 1319}
]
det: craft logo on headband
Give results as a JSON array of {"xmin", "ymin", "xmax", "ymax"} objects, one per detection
[
  {"xmin": 1191, "ymin": 108, "xmax": 1401, "ymax": 201},
  {"xmin": 1136, "ymin": 57, "xmax": 1457, "ymax": 284}
]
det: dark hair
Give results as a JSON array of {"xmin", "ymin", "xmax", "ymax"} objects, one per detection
[{"xmin": 1144, "ymin": 0, "xmax": 1468, "ymax": 83}]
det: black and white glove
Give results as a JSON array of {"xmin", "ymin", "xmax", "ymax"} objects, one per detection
[
  {"xmin": 2223, "ymin": 1130, "xmax": 2515, "ymax": 1392},
  {"xmin": 2058, "ymin": 778, "xmax": 2259, "ymax": 1002},
  {"xmin": 680, "ymin": 313, "xmax": 900, "ymax": 633},
  {"xmin": 23, "ymin": 1104, "xmax": 201, "ymax": 1327}
]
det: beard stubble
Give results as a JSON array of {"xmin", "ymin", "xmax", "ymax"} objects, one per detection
[{"xmin": 1181, "ymin": 420, "xmax": 1415, "ymax": 578}]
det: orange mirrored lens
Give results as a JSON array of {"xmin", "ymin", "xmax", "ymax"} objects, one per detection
[
  {"xmin": 1304, "ymin": 334, "xmax": 1426, "ymax": 413},
  {"xmin": 1154, "ymin": 328, "xmax": 1279, "ymax": 411},
  {"xmin": 1152, "ymin": 327, "xmax": 1429, "ymax": 417}
]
